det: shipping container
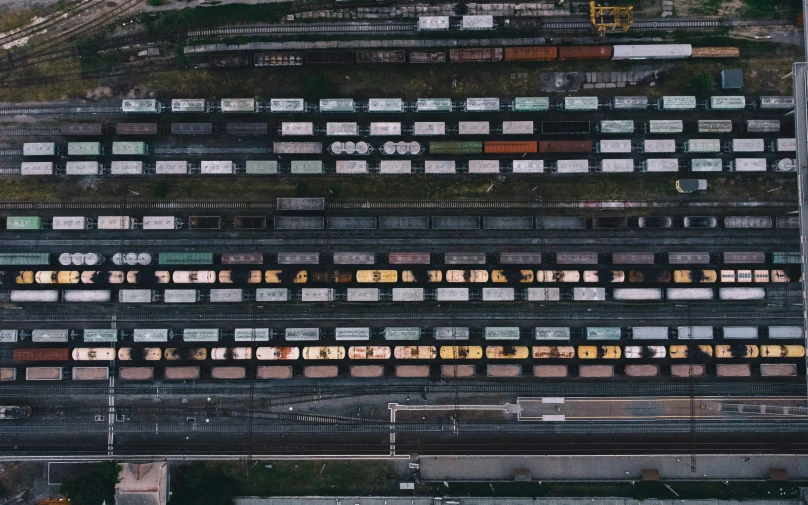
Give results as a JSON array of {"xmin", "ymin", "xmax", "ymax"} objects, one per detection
[
  {"xmin": 465, "ymin": 98, "xmax": 500, "ymax": 112},
  {"xmin": 708, "ymin": 96, "xmax": 746, "ymax": 110},
  {"xmin": 468, "ymin": 160, "xmax": 499, "ymax": 173},
  {"xmin": 357, "ymin": 50, "xmax": 405, "ymax": 63},
  {"xmin": 118, "ymin": 289, "xmax": 153, "ymax": 303},
  {"xmin": 676, "ymin": 326, "xmax": 713, "ymax": 340},
  {"xmin": 26, "ymin": 367, "xmax": 63, "ymax": 380},
  {"xmin": 724, "ymin": 216, "xmax": 772, "ymax": 228},
  {"xmin": 232, "ymin": 328, "xmax": 270, "ymax": 341},
  {"xmin": 226, "ymin": 123, "xmax": 267, "ymax": 135},
  {"xmin": 599, "ymin": 120, "xmax": 634, "ymax": 134},
  {"xmin": 171, "ymin": 98, "xmax": 208, "ymax": 113},
  {"xmin": 558, "ymin": 46, "xmax": 611, "ymax": 60},
  {"xmin": 320, "ymin": 98, "xmax": 355, "ymax": 113},
  {"xmin": 61, "ymin": 123, "xmax": 103, "ymax": 136},
  {"xmin": 6, "ymin": 216, "xmax": 42, "ymax": 230},
  {"xmin": 336, "ymin": 328, "xmax": 371, "ymax": 341},
  {"xmin": 418, "ymin": 16, "xmax": 450, "ymax": 30},
  {"xmin": 760, "ymin": 96, "xmax": 794, "ymax": 110},
  {"xmin": 20, "ymin": 161, "xmax": 54, "ymax": 175},
  {"xmin": 586, "ymin": 327, "xmax": 621, "ymax": 340},
  {"xmin": 556, "ymin": 160, "xmax": 589, "ymax": 173},
  {"xmin": 141, "ymin": 216, "xmax": 179, "ymax": 230},
  {"xmin": 536, "ymin": 216, "xmax": 586, "ymax": 229},
  {"xmin": 109, "ymin": 161, "xmax": 143, "ymax": 175},
  {"xmin": 430, "ymin": 141, "xmax": 482, "ymax": 155},
  {"xmin": 556, "ymin": 252, "xmax": 598, "ymax": 265},
  {"xmin": 121, "ymin": 99, "xmax": 160, "ymax": 113},
  {"xmin": 98, "ymin": 216, "xmax": 134, "ymax": 230},
  {"xmin": 335, "ymin": 160, "xmax": 367, "ymax": 174},
  {"xmin": 0, "ymin": 330, "xmax": 18, "ymax": 343},
  {"xmin": 574, "ymin": 287, "xmax": 605, "ymax": 301},
  {"xmin": 723, "ymin": 252, "xmax": 764, "ymax": 264},
  {"xmin": 642, "ymin": 139, "xmax": 676, "ymax": 153},
  {"xmin": 484, "ymin": 141, "xmax": 537, "ymax": 154},
  {"xmin": 275, "ymin": 216, "xmax": 324, "ymax": 229},
  {"xmin": 691, "ymin": 158, "xmax": 722, "ymax": 172},
  {"xmin": 273, "ymin": 142, "xmax": 322, "ymax": 154},
  {"xmin": 527, "ymin": 287, "xmax": 561, "ymax": 301},
  {"xmin": 731, "ymin": 139, "xmax": 765, "ymax": 152},
  {"xmin": 641, "ymin": 159, "xmax": 679, "ymax": 172},
  {"xmin": 200, "ymin": 160, "xmax": 233, "ymax": 174},
  {"xmin": 112, "ymin": 141, "xmax": 147, "ymax": 156},
  {"xmin": 502, "ymin": 121, "xmax": 534, "ymax": 135},
  {"xmin": 52, "ymin": 216, "xmax": 89, "ymax": 230},
  {"xmin": 648, "ymin": 120, "xmax": 682, "ymax": 134},
  {"xmin": 613, "ymin": 288, "xmax": 663, "ymax": 301},
  {"xmin": 116, "ymin": 123, "xmax": 158, "ymax": 136},
  {"xmin": 409, "ymin": 51, "xmax": 446, "ymax": 63},
  {"xmin": 65, "ymin": 161, "xmax": 99, "ymax": 175},
  {"xmin": 458, "ymin": 121, "xmax": 489, "ymax": 135},
  {"xmin": 269, "ymin": 98, "xmax": 306, "ymax": 113},
  {"xmin": 747, "ymin": 119, "xmax": 779, "ymax": 133},
  {"xmin": 326, "ymin": 122, "xmax": 358, "ymax": 136},
  {"xmin": 684, "ymin": 139, "xmax": 721, "ymax": 153},
  {"xmin": 613, "ymin": 96, "xmax": 648, "ymax": 110},
  {"xmin": 414, "ymin": 121, "xmax": 446, "ymax": 135},
  {"xmin": 367, "ymin": 98, "xmax": 404, "ymax": 113},
  {"xmin": 416, "ymin": 98, "xmax": 452, "ymax": 112},
  {"xmin": 23, "ymin": 142, "xmax": 55, "ymax": 156},
  {"xmin": 370, "ymin": 122, "xmax": 401, "ymax": 136},
  {"xmin": 512, "ymin": 160, "xmax": 544, "ymax": 173},
  {"xmin": 434, "ymin": 327, "xmax": 470, "ymax": 340},
  {"xmin": 220, "ymin": 98, "xmax": 258, "ymax": 112},
  {"xmin": 773, "ymin": 138, "xmax": 796, "ymax": 152},
  {"xmin": 0, "ymin": 252, "xmax": 49, "ymax": 265},
  {"xmin": 158, "ymin": 252, "xmax": 213, "ymax": 265},
  {"xmin": 539, "ymin": 140, "xmax": 592, "ymax": 154},
  {"xmin": 385, "ymin": 327, "xmax": 421, "ymax": 340},
  {"xmin": 612, "ymin": 44, "xmax": 691, "ymax": 59},
  {"xmin": 719, "ymin": 287, "xmax": 765, "ymax": 300},
  {"xmin": 461, "ymin": 15, "xmax": 494, "ymax": 29},
  {"xmin": 307, "ymin": 50, "xmax": 354, "ymax": 64},
  {"xmin": 564, "ymin": 97, "xmax": 598, "ymax": 111},
  {"xmin": 612, "ymin": 252, "xmax": 654, "ymax": 265},
  {"xmin": 772, "ymin": 252, "xmax": 800, "ymax": 264},
  {"xmin": 254, "ymin": 52, "xmax": 304, "ymax": 66},
  {"xmin": 656, "ymin": 96, "xmax": 697, "ymax": 110},
  {"xmin": 667, "ymin": 287, "xmax": 714, "ymax": 300},
  {"xmin": 153, "ymin": 161, "xmax": 186, "ymax": 174},
  {"xmin": 513, "ymin": 97, "xmax": 550, "ymax": 111},
  {"xmin": 597, "ymin": 139, "xmax": 632, "ymax": 154},
  {"xmin": 504, "ymin": 46, "xmax": 557, "ymax": 61},
  {"xmin": 533, "ymin": 327, "xmax": 570, "ymax": 340},
  {"xmin": 31, "ymin": 329, "xmax": 68, "ymax": 343},
  {"xmin": 436, "ymin": 287, "xmax": 469, "ymax": 301},
  {"xmin": 768, "ymin": 326, "xmax": 802, "ymax": 339},
  {"xmin": 631, "ymin": 327, "xmax": 668, "ymax": 340},
  {"xmin": 600, "ymin": 159, "xmax": 634, "ymax": 173},
  {"xmin": 722, "ymin": 326, "xmax": 758, "ymax": 339},
  {"xmin": 449, "ymin": 48, "xmax": 503, "ymax": 63},
  {"xmin": 730, "ymin": 158, "xmax": 767, "ymax": 172},
  {"xmin": 698, "ymin": 120, "xmax": 733, "ymax": 133}
]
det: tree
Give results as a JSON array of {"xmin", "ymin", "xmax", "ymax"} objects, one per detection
[
  {"xmin": 59, "ymin": 461, "xmax": 121, "ymax": 505},
  {"xmin": 169, "ymin": 463, "xmax": 238, "ymax": 505},
  {"xmin": 689, "ymin": 72, "xmax": 714, "ymax": 95}
]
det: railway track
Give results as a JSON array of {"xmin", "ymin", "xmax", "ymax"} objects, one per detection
[
  {"xmin": 0, "ymin": 200, "xmax": 794, "ymax": 210},
  {"xmin": 188, "ymin": 21, "xmax": 416, "ymax": 38},
  {"xmin": 1, "ymin": 378, "xmax": 803, "ymax": 395}
]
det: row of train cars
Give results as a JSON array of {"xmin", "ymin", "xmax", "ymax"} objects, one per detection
[
  {"xmin": 0, "ymin": 214, "xmax": 799, "ymax": 231},
  {"xmin": 202, "ymin": 43, "xmax": 737, "ymax": 67}
]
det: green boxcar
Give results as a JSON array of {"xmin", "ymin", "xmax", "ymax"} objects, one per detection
[
  {"xmin": 158, "ymin": 252, "xmax": 214, "ymax": 265},
  {"xmin": 429, "ymin": 141, "xmax": 483, "ymax": 155},
  {"xmin": 67, "ymin": 142, "xmax": 101, "ymax": 156},
  {"xmin": 513, "ymin": 97, "xmax": 549, "ymax": 112},
  {"xmin": 0, "ymin": 252, "xmax": 50, "ymax": 265},
  {"xmin": 772, "ymin": 252, "xmax": 800, "ymax": 264},
  {"xmin": 112, "ymin": 141, "xmax": 148, "ymax": 156},
  {"xmin": 6, "ymin": 216, "xmax": 42, "ymax": 230},
  {"xmin": 585, "ymin": 327, "xmax": 622, "ymax": 340}
]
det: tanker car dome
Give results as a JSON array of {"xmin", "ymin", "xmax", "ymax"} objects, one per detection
[
  {"xmin": 343, "ymin": 141, "xmax": 356, "ymax": 154},
  {"xmin": 383, "ymin": 142, "xmax": 396, "ymax": 155},
  {"xmin": 355, "ymin": 141, "xmax": 369, "ymax": 154}
]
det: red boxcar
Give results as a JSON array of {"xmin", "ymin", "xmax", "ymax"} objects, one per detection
[
  {"xmin": 539, "ymin": 140, "xmax": 593, "ymax": 153},
  {"xmin": 13, "ymin": 348, "xmax": 70, "ymax": 361},
  {"xmin": 558, "ymin": 46, "xmax": 612, "ymax": 60}
]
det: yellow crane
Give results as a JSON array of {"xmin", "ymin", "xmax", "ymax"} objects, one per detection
[{"xmin": 589, "ymin": 1, "xmax": 633, "ymax": 35}]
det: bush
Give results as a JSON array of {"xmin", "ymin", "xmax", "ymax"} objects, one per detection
[
  {"xmin": 689, "ymin": 72, "xmax": 714, "ymax": 95},
  {"xmin": 147, "ymin": 0, "xmax": 167, "ymax": 6},
  {"xmin": 59, "ymin": 462, "xmax": 121, "ymax": 505}
]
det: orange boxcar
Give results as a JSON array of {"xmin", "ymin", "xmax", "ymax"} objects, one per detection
[
  {"xmin": 539, "ymin": 140, "xmax": 592, "ymax": 154},
  {"xmin": 504, "ymin": 46, "xmax": 558, "ymax": 62}
]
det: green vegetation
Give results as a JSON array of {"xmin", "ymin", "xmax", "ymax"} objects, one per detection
[
  {"xmin": 432, "ymin": 480, "xmax": 808, "ymax": 499},
  {"xmin": 136, "ymin": 3, "xmax": 291, "ymax": 35},
  {"xmin": 306, "ymin": 74, "xmax": 333, "ymax": 99},
  {"xmin": 689, "ymin": 72, "xmax": 715, "ymax": 95},
  {"xmin": 0, "ymin": 481, "xmax": 5, "ymax": 497},
  {"xmin": 148, "ymin": 0, "xmax": 169, "ymax": 6},
  {"xmin": 740, "ymin": 0, "xmax": 790, "ymax": 19},
  {"xmin": 169, "ymin": 463, "xmax": 238, "ymax": 505},
  {"xmin": 688, "ymin": 0, "xmax": 722, "ymax": 16},
  {"xmin": 0, "ymin": 173, "xmax": 796, "ymax": 204},
  {"xmin": 222, "ymin": 461, "xmax": 396, "ymax": 495},
  {"xmin": 58, "ymin": 461, "xmax": 121, "ymax": 505}
]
